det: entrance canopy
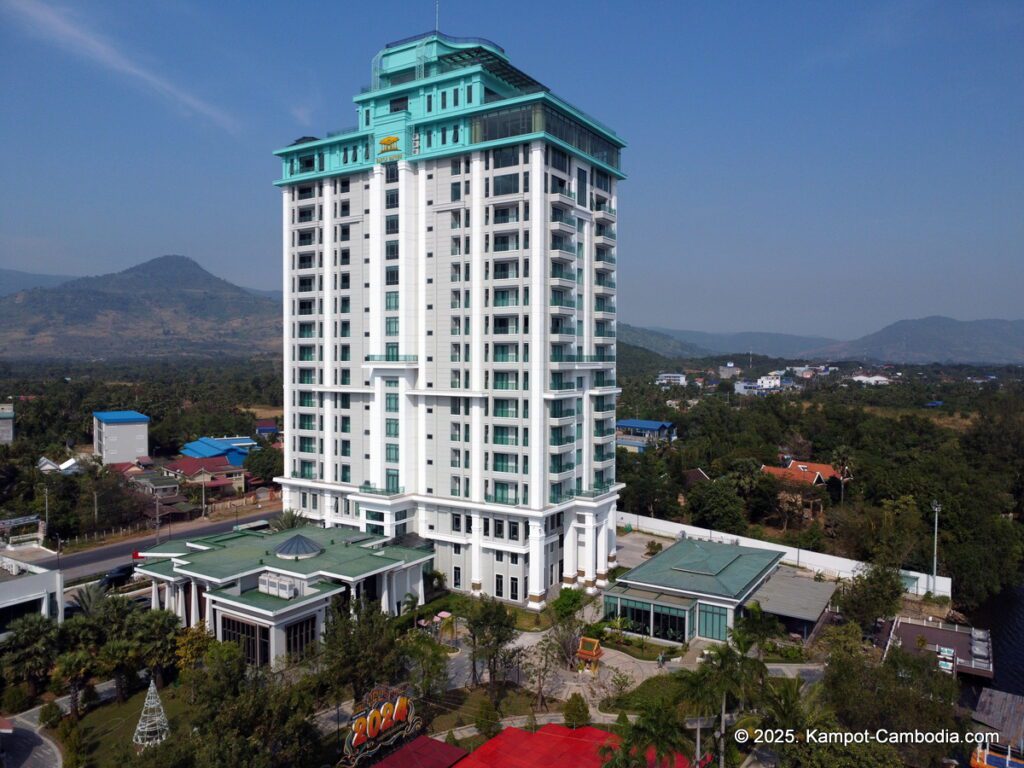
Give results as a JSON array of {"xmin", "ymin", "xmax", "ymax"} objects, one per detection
[{"xmin": 745, "ymin": 565, "xmax": 836, "ymax": 623}]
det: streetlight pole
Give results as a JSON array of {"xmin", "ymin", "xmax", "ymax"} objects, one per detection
[{"xmin": 931, "ymin": 500, "xmax": 941, "ymax": 594}]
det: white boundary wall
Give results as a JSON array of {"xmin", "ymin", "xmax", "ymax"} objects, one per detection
[{"xmin": 616, "ymin": 512, "xmax": 952, "ymax": 599}]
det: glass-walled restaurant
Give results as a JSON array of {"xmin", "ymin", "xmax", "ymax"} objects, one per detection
[{"xmin": 602, "ymin": 584, "xmax": 709, "ymax": 644}]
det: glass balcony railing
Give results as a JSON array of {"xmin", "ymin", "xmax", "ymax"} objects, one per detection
[
  {"xmin": 593, "ymin": 201, "xmax": 617, "ymax": 215},
  {"xmin": 549, "ymin": 380, "xmax": 576, "ymax": 391},
  {"xmin": 550, "ymin": 294, "xmax": 575, "ymax": 309},
  {"xmin": 492, "ymin": 435, "xmax": 518, "ymax": 446},
  {"xmin": 549, "ymin": 433, "xmax": 575, "ymax": 446},
  {"xmin": 549, "ymin": 489, "xmax": 575, "ymax": 504},
  {"xmin": 550, "ymin": 408, "xmax": 575, "ymax": 419},
  {"xmin": 595, "ymin": 302, "xmax": 616, "ymax": 313},
  {"xmin": 594, "ymin": 426, "xmax": 615, "ymax": 437},
  {"xmin": 485, "ymin": 493, "xmax": 520, "ymax": 505},
  {"xmin": 594, "ymin": 450, "xmax": 616, "ymax": 462},
  {"xmin": 595, "ymin": 252, "xmax": 617, "ymax": 265},
  {"xmin": 594, "ymin": 328, "xmax": 616, "ymax": 338},
  {"xmin": 576, "ymin": 483, "xmax": 615, "ymax": 498},
  {"xmin": 595, "ymin": 278, "xmax": 617, "ymax": 289},
  {"xmin": 358, "ymin": 483, "xmax": 405, "ymax": 496},
  {"xmin": 364, "ymin": 354, "xmax": 418, "ymax": 362},
  {"xmin": 551, "ymin": 266, "xmax": 575, "ymax": 281},
  {"xmin": 493, "ymin": 409, "xmax": 519, "ymax": 418},
  {"xmin": 596, "ymin": 228, "xmax": 617, "ymax": 240},
  {"xmin": 493, "ymin": 354, "xmax": 519, "ymax": 363}
]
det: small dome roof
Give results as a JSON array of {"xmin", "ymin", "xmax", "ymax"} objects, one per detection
[{"xmin": 274, "ymin": 534, "xmax": 323, "ymax": 560}]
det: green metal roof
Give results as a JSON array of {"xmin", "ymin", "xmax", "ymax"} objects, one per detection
[
  {"xmin": 207, "ymin": 582, "xmax": 345, "ymax": 614},
  {"xmin": 149, "ymin": 526, "xmax": 430, "ymax": 584},
  {"xmin": 617, "ymin": 538, "xmax": 782, "ymax": 602},
  {"xmin": 135, "ymin": 558, "xmax": 178, "ymax": 579}
]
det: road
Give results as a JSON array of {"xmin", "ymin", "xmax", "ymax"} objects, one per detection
[{"xmin": 32, "ymin": 507, "xmax": 278, "ymax": 582}]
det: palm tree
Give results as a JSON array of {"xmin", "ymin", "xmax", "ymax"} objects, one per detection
[
  {"xmin": 694, "ymin": 642, "xmax": 755, "ymax": 768},
  {"xmin": 439, "ymin": 613, "xmax": 458, "ymax": 645},
  {"xmin": 831, "ymin": 445, "xmax": 852, "ymax": 506},
  {"xmin": 608, "ymin": 615, "xmax": 629, "ymax": 644},
  {"xmin": 677, "ymin": 669, "xmax": 719, "ymax": 767},
  {"xmin": 598, "ymin": 740, "xmax": 647, "ymax": 768},
  {"xmin": 270, "ymin": 509, "xmax": 307, "ymax": 531},
  {"xmin": 735, "ymin": 677, "xmax": 816, "ymax": 745},
  {"xmin": 628, "ymin": 701, "xmax": 693, "ymax": 768},
  {"xmin": 100, "ymin": 638, "xmax": 139, "ymax": 703},
  {"xmin": 733, "ymin": 601, "xmax": 782, "ymax": 661},
  {"xmin": 132, "ymin": 610, "xmax": 180, "ymax": 688},
  {"xmin": 401, "ymin": 592, "xmax": 419, "ymax": 619},
  {"xmin": 54, "ymin": 650, "xmax": 95, "ymax": 719},
  {"xmin": 72, "ymin": 582, "xmax": 109, "ymax": 617},
  {"xmin": 1, "ymin": 614, "xmax": 58, "ymax": 697}
]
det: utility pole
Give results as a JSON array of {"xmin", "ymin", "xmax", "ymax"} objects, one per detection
[
  {"xmin": 202, "ymin": 481, "xmax": 207, "ymax": 519},
  {"xmin": 155, "ymin": 496, "xmax": 160, "ymax": 545},
  {"xmin": 43, "ymin": 485, "xmax": 49, "ymax": 530},
  {"xmin": 93, "ymin": 491, "xmax": 98, "ymax": 525},
  {"xmin": 931, "ymin": 500, "xmax": 941, "ymax": 594}
]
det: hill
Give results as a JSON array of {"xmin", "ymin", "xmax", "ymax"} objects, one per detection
[
  {"xmin": 0, "ymin": 255, "xmax": 281, "ymax": 359},
  {"xmin": 0, "ymin": 267, "xmax": 77, "ymax": 296},
  {"xmin": 649, "ymin": 327, "xmax": 838, "ymax": 358},
  {"xmin": 617, "ymin": 323, "xmax": 710, "ymax": 359},
  {"xmin": 810, "ymin": 316, "xmax": 1024, "ymax": 365}
]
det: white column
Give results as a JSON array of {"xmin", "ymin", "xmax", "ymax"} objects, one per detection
[
  {"xmin": 381, "ymin": 571, "xmax": 391, "ymax": 615},
  {"xmin": 151, "ymin": 580, "xmax": 160, "ymax": 610},
  {"xmin": 205, "ymin": 595, "xmax": 215, "ymax": 634},
  {"xmin": 596, "ymin": 516, "xmax": 609, "ymax": 586},
  {"xmin": 417, "ymin": 567, "xmax": 425, "ymax": 606},
  {"xmin": 469, "ymin": 152, "xmax": 485, "ymax": 502},
  {"xmin": 528, "ymin": 141, "xmax": 545, "ymax": 510},
  {"xmin": 582, "ymin": 514, "xmax": 597, "ymax": 593},
  {"xmin": 470, "ymin": 512, "xmax": 482, "ymax": 594},
  {"xmin": 176, "ymin": 585, "xmax": 187, "ymax": 626},
  {"xmin": 527, "ymin": 520, "xmax": 546, "ymax": 609},
  {"xmin": 607, "ymin": 513, "xmax": 618, "ymax": 566},
  {"xmin": 190, "ymin": 579, "xmax": 200, "ymax": 627},
  {"xmin": 282, "ymin": 188, "xmax": 294, "ymax": 487},
  {"xmin": 562, "ymin": 522, "xmax": 579, "ymax": 586}
]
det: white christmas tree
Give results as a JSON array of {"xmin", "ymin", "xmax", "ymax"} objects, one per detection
[{"xmin": 132, "ymin": 678, "xmax": 170, "ymax": 750}]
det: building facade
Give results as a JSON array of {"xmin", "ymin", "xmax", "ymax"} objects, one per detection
[
  {"xmin": 274, "ymin": 32, "xmax": 625, "ymax": 609},
  {"xmin": 0, "ymin": 555, "xmax": 63, "ymax": 636},
  {"xmin": 92, "ymin": 410, "xmax": 150, "ymax": 465},
  {"xmin": 0, "ymin": 403, "xmax": 13, "ymax": 445}
]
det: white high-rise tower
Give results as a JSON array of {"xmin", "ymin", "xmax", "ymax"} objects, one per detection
[{"xmin": 274, "ymin": 32, "xmax": 624, "ymax": 610}]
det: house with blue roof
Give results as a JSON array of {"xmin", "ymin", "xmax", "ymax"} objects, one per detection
[
  {"xmin": 181, "ymin": 436, "xmax": 257, "ymax": 467},
  {"xmin": 93, "ymin": 410, "xmax": 150, "ymax": 465},
  {"xmin": 615, "ymin": 419, "xmax": 676, "ymax": 453}
]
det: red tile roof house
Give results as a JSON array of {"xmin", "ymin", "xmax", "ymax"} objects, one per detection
[
  {"xmin": 760, "ymin": 461, "xmax": 851, "ymax": 522},
  {"xmin": 161, "ymin": 456, "xmax": 248, "ymax": 495}
]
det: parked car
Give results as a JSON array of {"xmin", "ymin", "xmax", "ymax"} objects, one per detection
[{"xmin": 99, "ymin": 563, "xmax": 135, "ymax": 590}]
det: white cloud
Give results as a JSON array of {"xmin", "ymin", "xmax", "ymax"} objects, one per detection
[{"xmin": 2, "ymin": 0, "xmax": 238, "ymax": 132}]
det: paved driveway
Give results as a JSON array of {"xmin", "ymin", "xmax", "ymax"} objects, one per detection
[{"xmin": 4, "ymin": 719, "xmax": 61, "ymax": 768}]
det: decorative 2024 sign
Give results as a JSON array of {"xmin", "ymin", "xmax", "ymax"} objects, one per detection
[{"xmin": 339, "ymin": 685, "xmax": 422, "ymax": 767}]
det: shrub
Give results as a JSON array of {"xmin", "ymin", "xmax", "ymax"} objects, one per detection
[
  {"xmin": 39, "ymin": 702, "xmax": 62, "ymax": 729},
  {"xmin": 563, "ymin": 692, "xmax": 591, "ymax": 729},
  {"xmin": 445, "ymin": 730, "xmax": 458, "ymax": 746},
  {"xmin": 551, "ymin": 588, "xmax": 585, "ymax": 621},
  {"xmin": 2, "ymin": 685, "xmax": 29, "ymax": 714},
  {"xmin": 474, "ymin": 697, "xmax": 502, "ymax": 739},
  {"xmin": 80, "ymin": 683, "xmax": 99, "ymax": 710},
  {"xmin": 644, "ymin": 540, "xmax": 663, "ymax": 557}
]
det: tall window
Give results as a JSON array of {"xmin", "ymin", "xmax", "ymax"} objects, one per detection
[
  {"xmin": 698, "ymin": 604, "xmax": 728, "ymax": 641},
  {"xmin": 285, "ymin": 616, "xmax": 317, "ymax": 658},
  {"xmin": 385, "ymin": 266, "xmax": 399, "ymax": 285},
  {"xmin": 385, "ymin": 215, "xmax": 399, "ymax": 234},
  {"xmin": 386, "ymin": 189, "xmax": 399, "ymax": 209},
  {"xmin": 494, "ymin": 574, "xmax": 503, "ymax": 598},
  {"xmin": 453, "ymin": 566, "xmax": 461, "ymax": 589},
  {"xmin": 385, "ymin": 162, "xmax": 399, "ymax": 183},
  {"xmin": 385, "ymin": 469, "xmax": 400, "ymax": 492},
  {"xmin": 385, "ymin": 444, "xmax": 399, "ymax": 463},
  {"xmin": 385, "ymin": 418, "xmax": 399, "ymax": 437},
  {"xmin": 385, "ymin": 291, "xmax": 399, "ymax": 310},
  {"xmin": 385, "ymin": 393, "xmax": 399, "ymax": 412},
  {"xmin": 385, "ymin": 317, "xmax": 399, "ymax": 336},
  {"xmin": 222, "ymin": 617, "xmax": 269, "ymax": 667}
]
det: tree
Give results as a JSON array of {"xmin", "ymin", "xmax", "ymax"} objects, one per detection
[
  {"xmin": 550, "ymin": 587, "xmax": 584, "ymax": 621},
  {"xmin": 243, "ymin": 442, "xmax": 283, "ymax": 485},
  {"xmin": 269, "ymin": 509, "xmax": 307, "ymax": 531},
  {"xmin": 676, "ymin": 669, "xmax": 719, "ymax": 768},
  {"xmin": 475, "ymin": 695, "xmax": 503, "ymax": 739},
  {"xmin": 838, "ymin": 563, "xmax": 903, "ymax": 632},
  {"xmin": 192, "ymin": 641, "xmax": 247, "ymax": 726},
  {"xmin": 322, "ymin": 600, "xmax": 404, "ymax": 703},
  {"xmin": 132, "ymin": 609, "xmax": 180, "ymax": 688},
  {"xmin": 1, "ymin": 614, "xmax": 58, "ymax": 697},
  {"xmin": 563, "ymin": 692, "xmax": 591, "ymax": 729},
  {"xmin": 401, "ymin": 591, "xmax": 420, "ymax": 618},
  {"xmin": 465, "ymin": 597, "xmax": 517, "ymax": 702},
  {"xmin": 626, "ymin": 700, "xmax": 692, "ymax": 768},
  {"xmin": 100, "ymin": 638, "xmax": 139, "ymax": 703},
  {"xmin": 53, "ymin": 650, "xmax": 95, "ymax": 719},
  {"xmin": 873, "ymin": 496, "xmax": 925, "ymax": 569},
  {"xmin": 686, "ymin": 479, "xmax": 746, "ymax": 534},
  {"xmin": 71, "ymin": 582, "xmax": 109, "ymax": 617},
  {"xmin": 175, "ymin": 624, "xmax": 213, "ymax": 703},
  {"xmin": 733, "ymin": 601, "xmax": 782, "ymax": 660},
  {"xmin": 692, "ymin": 641, "xmax": 761, "ymax": 768},
  {"xmin": 445, "ymin": 730, "xmax": 459, "ymax": 746},
  {"xmin": 523, "ymin": 635, "xmax": 561, "ymax": 711},
  {"xmin": 831, "ymin": 445, "xmax": 853, "ymax": 506},
  {"xmin": 401, "ymin": 631, "xmax": 448, "ymax": 711}
]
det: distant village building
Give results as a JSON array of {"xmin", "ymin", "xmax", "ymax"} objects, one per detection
[
  {"xmin": 181, "ymin": 436, "xmax": 256, "ymax": 467},
  {"xmin": 0, "ymin": 403, "xmax": 13, "ymax": 445},
  {"xmin": 92, "ymin": 410, "xmax": 150, "ymax": 465},
  {"xmin": 654, "ymin": 372, "xmax": 687, "ymax": 388},
  {"xmin": 254, "ymin": 418, "xmax": 279, "ymax": 437},
  {"xmin": 757, "ymin": 374, "xmax": 782, "ymax": 390},
  {"xmin": 851, "ymin": 374, "xmax": 891, "ymax": 386},
  {"xmin": 718, "ymin": 362, "xmax": 741, "ymax": 380},
  {"xmin": 760, "ymin": 460, "xmax": 850, "ymax": 521},
  {"xmin": 162, "ymin": 456, "xmax": 247, "ymax": 495},
  {"xmin": 615, "ymin": 419, "xmax": 675, "ymax": 453},
  {"xmin": 36, "ymin": 457, "xmax": 83, "ymax": 475}
]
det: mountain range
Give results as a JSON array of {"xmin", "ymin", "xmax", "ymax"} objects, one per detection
[
  {"xmin": 623, "ymin": 318, "xmax": 1024, "ymax": 365},
  {"xmin": 1, "ymin": 257, "xmax": 1021, "ymax": 364},
  {"xmin": 0, "ymin": 256, "xmax": 280, "ymax": 359}
]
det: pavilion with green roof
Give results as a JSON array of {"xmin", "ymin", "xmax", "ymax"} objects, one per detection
[
  {"xmin": 135, "ymin": 525, "xmax": 433, "ymax": 667},
  {"xmin": 604, "ymin": 537, "xmax": 782, "ymax": 644}
]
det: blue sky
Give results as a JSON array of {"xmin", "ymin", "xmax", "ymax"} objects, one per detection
[{"xmin": 1, "ymin": 0, "xmax": 1021, "ymax": 338}]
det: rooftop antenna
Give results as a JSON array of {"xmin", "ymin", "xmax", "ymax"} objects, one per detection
[{"xmin": 434, "ymin": 0, "xmax": 440, "ymax": 32}]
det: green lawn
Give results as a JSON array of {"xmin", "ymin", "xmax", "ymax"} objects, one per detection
[
  {"xmin": 428, "ymin": 684, "xmax": 559, "ymax": 733},
  {"xmin": 605, "ymin": 672, "xmax": 686, "ymax": 712},
  {"xmin": 603, "ymin": 637, "xmax": 676, "ymax": 661},
  {"xmin": 58, "ymin": 684, "xmax": 194, "ymax": 767}
]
